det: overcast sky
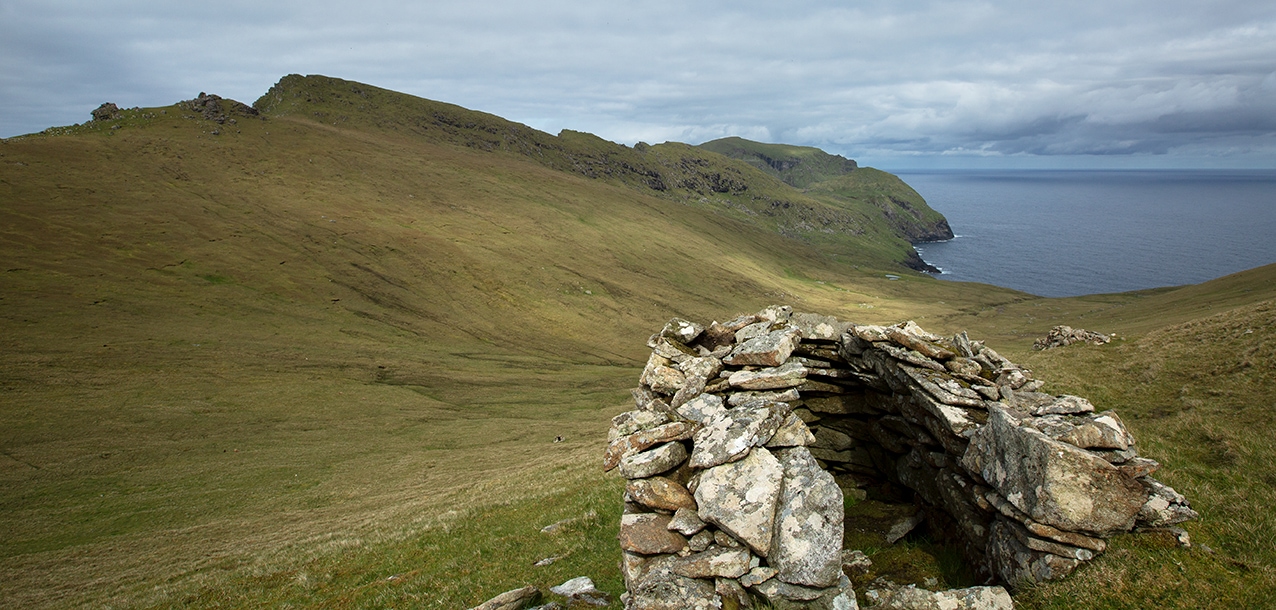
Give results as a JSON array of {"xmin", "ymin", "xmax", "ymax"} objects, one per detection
[{"xmin": 3, "ymin": 0, "xmax": 1275, "ymax": 168}]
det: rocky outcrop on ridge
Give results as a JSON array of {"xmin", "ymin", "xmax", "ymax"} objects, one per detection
[
  {"xmin": 182, "ymin": 92, "xmax": 261, "ymax": 125},
  {"xmin": 606, "ymin": 307, "xmax": 1195, "ymax": 608},
  {"xmin": 91, "ymin": 103, "xmax": 122, "ymax": 121}
]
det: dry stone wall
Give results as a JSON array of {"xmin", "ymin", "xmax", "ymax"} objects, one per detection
[{"xmin": 605, "ymin": 306, "xmax": 1197, "ymax": 609}]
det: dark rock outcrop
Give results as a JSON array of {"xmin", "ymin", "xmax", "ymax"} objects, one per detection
[{"xmin": 91, "ymin": 103, "xmax": 121, "ymax": 121}]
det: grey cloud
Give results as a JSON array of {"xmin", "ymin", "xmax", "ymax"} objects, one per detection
[{"xmin": 2, "ymin": 0, "xmax": 1274, "ymax": 167}]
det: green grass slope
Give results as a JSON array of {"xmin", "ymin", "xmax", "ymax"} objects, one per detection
[
  {"xmin": 254, "ymin": 75, "xmax": 942, "ymax": 270},
  {"xmin": 1, "ymin": 75, "xmax": 1273, "ymax": 608},
  {"xmin": 698, "ymin": 136, "xmax": 860, "ymax": 188},
  {"xmin": 700, "ymin": 136, "xmax": 954, "ymax": 245}
]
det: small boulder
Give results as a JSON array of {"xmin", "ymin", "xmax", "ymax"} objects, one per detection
[
  {"xmin": 469, "ymin": 585, "xmax": 541, "ymax": 610},
  {"xmin": 549, "ymin": 576, "xmax": 609, "ymax": 607}
]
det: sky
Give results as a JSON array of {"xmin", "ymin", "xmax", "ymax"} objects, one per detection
[{"xmin": 2, "ymin": 0, "xmax": 1275, "ymax": 169}]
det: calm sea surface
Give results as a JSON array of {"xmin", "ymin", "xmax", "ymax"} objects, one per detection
[{"xmin": 892, "ymin": 170, "xmax": 1276, "ymax": 297}]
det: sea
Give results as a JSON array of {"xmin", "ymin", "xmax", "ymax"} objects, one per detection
[{"xmin": 892, "ymin": 170, "xmax": 1276, "ymax": 298}]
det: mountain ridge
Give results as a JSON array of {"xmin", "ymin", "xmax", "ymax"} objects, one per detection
[{"xmin": 248, "ymin": 74, "xmax": 951, "ymax": 270}]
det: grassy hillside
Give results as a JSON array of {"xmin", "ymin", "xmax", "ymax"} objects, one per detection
[
  {"xmin": 698, "ymin": 136, "xmax": 860, "ymax": 188},
  {"xmin": 1, "ymin": 75, "xmax": 1273, "ymax": 608},
  {"xmin": 700, "ymin": 137, "xmax": 954, "ymax": 245},
  {"xmin": 253, "ymin": 75, "xmax": 943, "ymax": 270}
]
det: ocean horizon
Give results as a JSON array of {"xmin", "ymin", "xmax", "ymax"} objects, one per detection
[{"xmin": 891, "ymin": 169, "xmax": 1276, "ymax": 298}]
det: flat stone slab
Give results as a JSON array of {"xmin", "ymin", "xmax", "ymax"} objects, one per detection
[
  {"xmin": 627, "ymin": 476, "xmax": 697, "ymax": 512},
  {"xmin": 771, "ymin": 447, "xmax": 844, "ymax": 588},
  {"xmin": 672, "ymin": 546, "xmax": 753, "ymax": 579},
  {"xmin": 619, "ymin": 513, "xmax": 688, "ymax": 555},
  {"xmin": 728, "ymin": 361, "xmax": 808, "ymax": 390},
  {"xmin": 724, "ymin": 326, "xmax": 802, "ymax": 367},
  {"xmin": 677, "ymin": 393, "xmax": 727, "ymax": 424},
  {"xmin": 695, "ymin": 446, "xmax": 784, "ymax": 557},
  {"xmin": 963, "ymin": 406, "xmax": 1146, "ymax": 534},
  {"xmin": 619, "ymin": 442, "xmax": 689, "ymax": 480},
  {"xmin": 604, "ymin": 421, "xmax": 697, "ymax": 471},
  {"xmin": 689, "ymin": 402, "xmax": 785, "ymax": 468}
]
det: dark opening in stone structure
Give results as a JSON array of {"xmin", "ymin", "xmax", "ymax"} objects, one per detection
[{"xmin": 605, "ymin": 306, "xmax": 1196, "ymax": 609}]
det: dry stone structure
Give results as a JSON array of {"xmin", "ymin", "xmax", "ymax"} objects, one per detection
[
  {"xmin": 605, "ymin": 306, "xmax": 1196, "ymax": 609},
  {"xmin": 1032, "ymin": 325, "xmax": 1111, "ymax": 350}
]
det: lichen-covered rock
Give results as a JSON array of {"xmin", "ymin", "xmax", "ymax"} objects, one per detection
[
  {"xmin": 660, "ymin": 318, "xmax": 707, "ymax": 344},
  {"xmin": 1033, "ymin": 325, "xmax": 1110, "ymax": 351},
  {"xmin": 963, "ymin": 406, "xmax": 1146, "ymax": 534},
  {"xmin": 614, "ymin": 310, "xmax": 1194, "ymax": 599},
  {"xmin": 641, "ymin": 351, "xmax": 687, "ymax": 395},
  {"xmin": 627, "ymin": 476, "xmax": 697, "ymax": 512},
  {"xmin": 679, "ymin": 393, "xmax": 728, "ymax": 423},
  {"xmin": 750, "ymin": 577, "xmax": 826, "ymax": 601},
  {"xmin": 715, "ymin": 577, "xmax": 754, "ymax": 609},
  {"xmin": 767, "ymin": 412, "xmax": 817, "ymax": 448},
  {"xmin": 1027, "ymin": 394, "xmax": 1095, "ymax": 416},
  {"xmin": 1025, "ymin": 411, "xmax": 1134, "ymax": 451},
  {"xmin": 739, "ymin": 566, "xmax": 777, "ymax": 588},
  {"xmin": 673, "ymin": 546, "xmax": 753, "ymax": 579},
  {"xmin": 1137, "ymin": 477, "xmax": 1199, "ymax": 527},
  {"xmin": 695, "ymin": 447, "xmax": 784, "ymax": 556},
  {"xmin": 988, "ymin": 519, "xmax": 1081, "ymax": 586},
  {"xmin": 673, "ymin": 356, "xmax": 727, "ymax": 407},
  {"xmin": 752, "ymin": 573, "xmax": 855, "ymax": 610},
  {"xmin": 770, "ymin": 447, "xmax": 844, "ymax": 588},
  {"xmin": 668, "ymin": 506, "xmax": 708, "ymax": 535},
  {"xmin": 728, "ymin": 362, "xmax": 808, "ymax": 390},
  {"xmin": 898, "ymin": 364, "xmax": 985, "ymax": 407},
  {"xmin": 619, "ymin": 442, "xmax": 689, "ymax": 480},
  {"xmin": 789, "ymin": 312, "xmax": 854, "ymax": 341},
  {"xmin": 863, "ymin": 583, "xmax": 1013, "ymax": 610},
  {"xmin": 729, "ymin": 388, "xmax": 801, "ymax": 406},
  {"xmin": 725, "ymin": 327, "xmax": 803, "ymax": 367},
  {"xmin": 611, "ymin": 409, "xmax": 672, "ymax": 440},
  {"xmin": 549, "ymin": 576, "xmax": 610, "ymax": 607},
  {"xmin": 605, "ymin": 422, "xmax": 698, "ymax": 471},
  {"xmin": 690, "ymin": 402, "xmax": 787, "ymax": 468},
  {"xmin": 619, "ymin": 513, "xmax": 689, "ymax": 555},
  {"xmin": 628, "ymin": 569, "xmax": 722, "ymax": 610}
]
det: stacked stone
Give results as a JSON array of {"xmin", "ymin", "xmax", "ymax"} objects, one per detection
[
  {"xmin": 605, "ymin": 307, "xmax": 1197, "ymax": 608},
  {"xmin": 1032, "ymin": 325, "xmax": 1111, "ymax": 350},
  {"xmin": 606, "ymin": 307, "xmax": 852, "ymax": 609}
]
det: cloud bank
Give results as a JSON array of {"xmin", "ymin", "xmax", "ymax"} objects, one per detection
[{"xmin": 3, "ymin": 0, "xmax": 1274, "ymax": 167}]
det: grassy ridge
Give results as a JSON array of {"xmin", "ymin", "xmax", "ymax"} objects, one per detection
[
  {"xmin": 253, "ymin": 74, "xmax": 944, "ymax": 268},
  {"xmin": 699, "ymin": 137, "xmax": 954, "ymax": 244},
  {"xmin": 698, "ymin": 136, "xmax": 860, "ymax": 188},
  {"xmin": 2, "ymin": 76, "xmax": 1274, "ymax": 608}
]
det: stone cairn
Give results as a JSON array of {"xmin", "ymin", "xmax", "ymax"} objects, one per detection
[
  {"xmin": 1032, "ymin": 325, "xmax": 1111, "ymax": 351},
  {"xmin": 605, "ymin": 306, "xmax": 1196, "ymax": 609}
]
